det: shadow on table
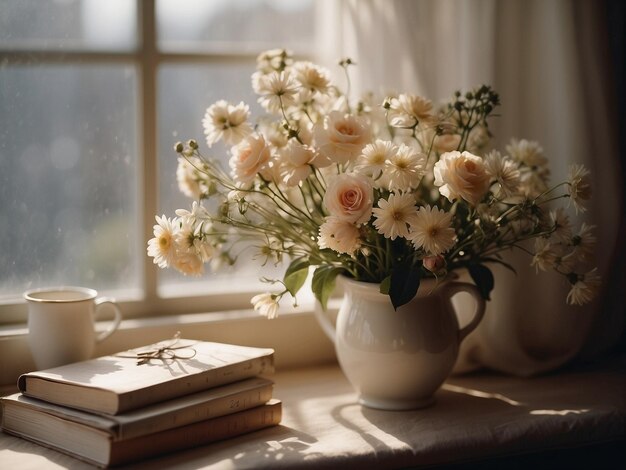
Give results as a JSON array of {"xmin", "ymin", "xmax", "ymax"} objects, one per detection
[
  {"xmin": 122, "ymin": 424, "xmax": 321, "ymax": 469},
  {"xmin": 327, "ymin": 383, "xmax": 531, "ymax": 468},
  {"xmin": 329, "ymin": 366, "xmax": 626, "ymax": 468}
]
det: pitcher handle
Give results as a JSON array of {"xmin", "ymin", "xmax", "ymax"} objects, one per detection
[
  {"xmin": 94, "ymin": 297, "xmax": 123, "ymax": 343},
  {"xmin": 440, "ymin": 282, "xmax": 486, "ymax": 343}
]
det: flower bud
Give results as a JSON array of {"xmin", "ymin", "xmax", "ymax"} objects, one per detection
[
  {"xmin": 423, "ymin": 255, "xmax": 446, "ymax": 274},
  {"xmin": 188, "ymin": 139, "xmax": 198, "ymax": 150},
  {"xmin": 174, "ymin": 141, "xmax": 184, "ymax": 153}
]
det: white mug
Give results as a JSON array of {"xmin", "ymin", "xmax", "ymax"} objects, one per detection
[{"xmin": 24, "ymin": 286, "xmax": 122, "ymax": 370}]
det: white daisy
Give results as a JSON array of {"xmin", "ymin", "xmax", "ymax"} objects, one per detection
[
  {"xmin": 531, "ymin": 238, "xmax": 558, "ymax": 272},
  {"xmin": 566, "ymin": 268, "xmax": 601, "ymax": 306},
  {"xmin": 251, "ymin": 292, "xmax": 280, "ymax": 319},
  {"xmin": 355, "ymin": 139, "xmax": 397, "ymax": 180},
  {"xmin": 567, "ymin": 164, "xmax": 592, "ymax": 213},
  {"xmin": 256, "ymin": 48, "xmax": 293, "ymax": 74},
  {"xmin": 506, "ymin": 138, "xmax": 548, "ymax": 168},
  {"xmin": 388, "ymin": 94, "xmax": 433, "ymax": 128},
  {"xmin": 408, "ymin": 205, "xmax": 456, "ymax": 255},
  {"xmin": 318, "ymin": 216, "xmax": 361, "ymax": 255},
  {"xmin": 506, "ymin": 139, "xmax": 550, "ymax": 196},
  {"xmin": 293, "ymin": 61, "xmax": 331, "ymax": 95},
  {"xmin": 255, "ymin": 71, "xmax": 299, "ymax": 113},
  {"xmin": 484, "ymin": 150, "xmax": 520, "ymax": 198},
  {"xmin": 202, "ymin": 100, "xmax": 252, "ymax": 147},
  {"xmin": 372, "ymin": 192, "xmax": 417, "ymax": 240},
  {"xmin": 175, "ymin": 201, "xmax": 210, "ymax": 223},
  {"xmin": 147, "ymin": 215, "xmax": 179, "ymax": 269},
  {"xmin": 571, "ymin": 223, "xmax": 596, "ymax": 259},
  {"xmin": 549, "ymin": 207, "xmax": 572, "ymax": 243},
  {"xmin": 382, "ymin": 143, "xmax": 427, "ymax": 191},
  {"xmin": 553, "ymin": 251, "xmax": 577, "ymax": 274}
]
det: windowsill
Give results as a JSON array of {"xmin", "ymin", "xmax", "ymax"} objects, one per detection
[
  {"xmin": 1, "ymin": 358, "xmax": 625, "ymax": 468},
  {"xmin": 0, "ymin": 304, "xmax": 337, "ymax": 387}
]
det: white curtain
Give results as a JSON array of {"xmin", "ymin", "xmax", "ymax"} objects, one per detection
[{"xmin": 317, "ymin": 0, "xmax": 624, "ymax": 375}]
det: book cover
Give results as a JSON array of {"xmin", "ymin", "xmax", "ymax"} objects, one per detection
[
  {"xmin": 1, "ymin": 399, "xmax": 282, "ymax": 467},
  {"xmin": 17, "ymin": 338, "xmax": 274, "ymax": 415},
  {"xmin": 3, "ymin": 377, "xmax": 274, "ymax": 440}
]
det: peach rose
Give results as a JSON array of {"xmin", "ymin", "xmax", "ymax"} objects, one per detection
[
  {"xmin": 229, "ymin": 133, "xmax": 270, "ymax": 184},
  {"xmin": 323, "ymin": 173, "xmax": 373, "ymax": 224},
  {"xmin": 314, "ymin": 111, "xmax": 371, "ymax": 166},
  {"xmin": 433, "ymin": 151, "xmax": 490, "ymax": 206}
]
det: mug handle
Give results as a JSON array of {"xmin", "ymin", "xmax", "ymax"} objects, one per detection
[
  {"xmin": 94, "ymin": 297, "xmax": 122, "ymax": 343},
  {"xmin": 440, "ymin": 282, "xmax": 486, "ymax": 343}
]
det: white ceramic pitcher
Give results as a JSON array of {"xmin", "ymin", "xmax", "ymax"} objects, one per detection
[{"xmin": 315, "ymin": 275, "xmax": 485, "ymax": 410}]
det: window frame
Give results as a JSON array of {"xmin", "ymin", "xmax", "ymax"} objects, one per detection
[{"xmin": 0, "ymin": 0, "xmax": 318, "ymax": 325}]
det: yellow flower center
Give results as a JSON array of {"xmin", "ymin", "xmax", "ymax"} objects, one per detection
[{"xmin": 159, "ymin": 236, "xmax": 170, "ymax": 249}]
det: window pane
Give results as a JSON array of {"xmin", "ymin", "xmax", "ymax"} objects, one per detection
[
  {"xmin": 0, "ymin": 0, "xmax": 137, "ymax": 51},
  {"xmin": 0, "ymin": 64, "xmax": 139, "ymax": 297},
  {"xmin": 157, "ymin": 0, "xmax": 315, "ymax": 52},
  {"xmin": 158, "ymin": 63, "xmax": 279, "ymax": 290}
]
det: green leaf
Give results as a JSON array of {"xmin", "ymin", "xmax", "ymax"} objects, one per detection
[
  {"xmin": 379, "ymin": 275, "xmax": 391, "ymax": 295},
  {"xmin": 389, "ymin": 264, "xmax": 421, "ymax": 311},
  {"xmin": 468, "ymin": 264, "xmax": 495, "ymax": 300},
  {"xmin": 312, "ymin": 266, "xmax": 342, "ymax": 310},
  {"xmin": 283, "ymin": 258, "xmax": 310, "ymax": 296}
]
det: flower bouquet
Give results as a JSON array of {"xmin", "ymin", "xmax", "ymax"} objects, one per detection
[{"xmin": 148, "ymin": 49, "xmax": 599, "ymax": 316}]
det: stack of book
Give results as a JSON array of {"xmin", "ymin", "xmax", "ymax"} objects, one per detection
[{"xmin": 0, "ymin": 337, "xmax": 280, "ymax": 467}]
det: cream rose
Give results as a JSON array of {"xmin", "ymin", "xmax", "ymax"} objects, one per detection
[
  {"xmin": 323, "ymin": 173, "xmax": 373, "ymax": 224},
  {"xmin": 279, "ymin": 141, "xmax": 316, "ymax": 186},
  {"xmin": 314, "ymin": 111, "xmax": 371, "ymax": 166},
  {"xmin": 433, "ymin": 151, "xmax": 490, "ymax": 206},
  {"xmin": 229, "ymin": 133, "xmax": 270, "ymax": 185}
]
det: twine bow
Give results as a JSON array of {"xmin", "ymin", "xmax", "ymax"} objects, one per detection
[{"xmin": 117, "ymin": 332, "xmax": 197, "ymax": 365}]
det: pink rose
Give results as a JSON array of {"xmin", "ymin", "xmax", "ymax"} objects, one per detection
[
  {"xmin": 229, "ymin": 133, "xmax": 270, "ymax": 184},
  {"xmin": 323, "ymin": 174, "xmax": 373, "ymax": 224},
  {"xmin": 433, "ymin": 151, "xmax": 490, "ymax": 206}
]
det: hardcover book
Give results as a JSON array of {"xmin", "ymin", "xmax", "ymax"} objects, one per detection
[
  {"xmin": 17, "ymin": 338, "xmax": 274, "ymax": 415},
  {"xmin": 3, "ymin": 377, "xmax": 273, "ymax": 440},
  {"xmin": 1, "ymin": 397, "xmax": 282, "ymax": 467}
]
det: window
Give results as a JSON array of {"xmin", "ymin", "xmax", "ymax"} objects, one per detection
[{"xmin": 0, "ymin": 0, "xmax": 317, "ymax": 323}]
